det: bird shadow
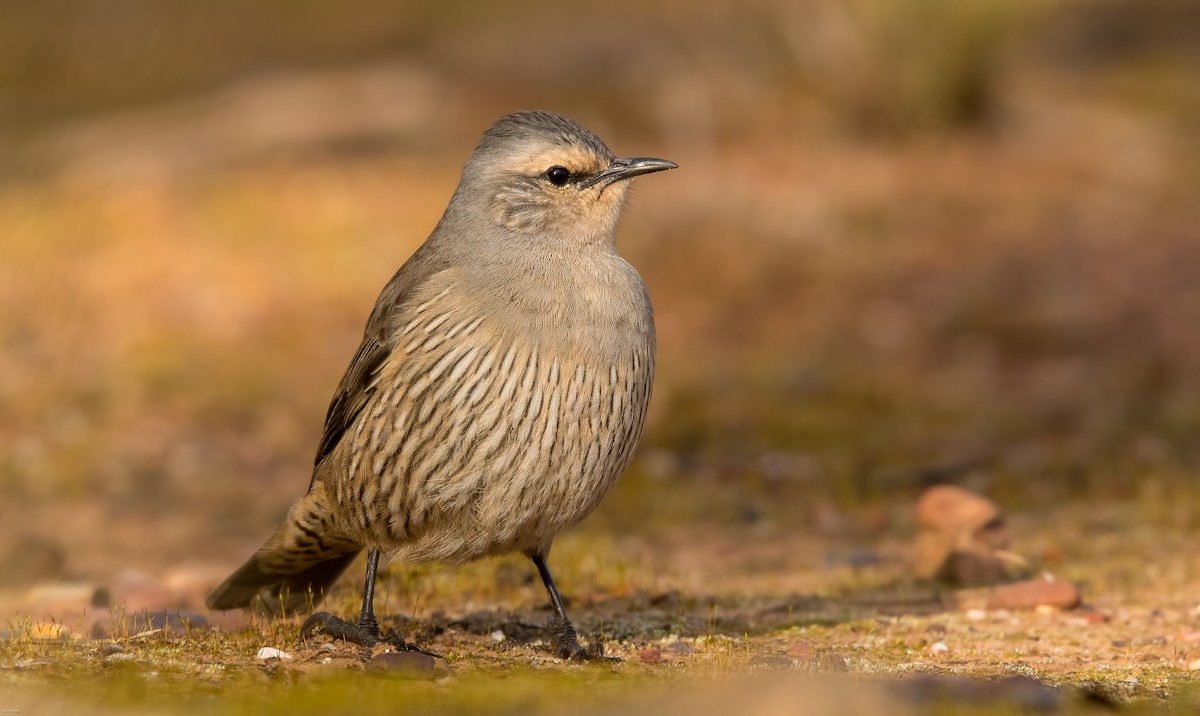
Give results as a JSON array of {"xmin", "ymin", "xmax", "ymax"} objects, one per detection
[{"xmin": 392, "ymin": 586, "xmax": 951, "ymax": 648}]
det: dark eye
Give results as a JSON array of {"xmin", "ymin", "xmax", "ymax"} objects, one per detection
[{"xmin": 545, "ymin": 166, "xmax": 570, "ymax": 187}]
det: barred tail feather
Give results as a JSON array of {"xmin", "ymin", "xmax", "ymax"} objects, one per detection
[{"xmin": 206, "ymin": 489, "xmax": 360, "ymax": 615}]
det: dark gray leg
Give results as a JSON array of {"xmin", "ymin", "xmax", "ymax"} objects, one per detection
[
  {"xmin": 300, "ymin": 549, "xmax": 439, "ymax": 656},
  {"xmin": 529, "ymin": 551, "xmax": 604, "ymax": 660}
]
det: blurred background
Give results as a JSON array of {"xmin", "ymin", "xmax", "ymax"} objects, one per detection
[{"xmin": 1, "ymin": 0, "xmax": 1198, "ymax": 598}]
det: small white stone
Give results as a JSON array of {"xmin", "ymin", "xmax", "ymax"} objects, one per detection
[
  {"xmin": 490, "ymin": 630, "xmax": 506, "ymax": 643},
  {"xmin": 256, "ymin": 647, "xmax": 294, "ymax": 661},
  {"xmin": 320, "ymin": 643, "xmax": 337, "ymax": 652},
  {"xmin": 929, "ymin": 642, "xmax": 949, "ymax": 654},
  {"xmin": 1187, "ymin": 658, "xmax": 1200, "ymax": 671},
  {"xmin": 965, "ymin": 609, "xmax": 988, "ymax": 621}
]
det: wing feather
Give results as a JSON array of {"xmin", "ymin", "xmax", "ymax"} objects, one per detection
[{"xmin": 312, "ymin": 245, "xmax": 449, "ymax": 469}]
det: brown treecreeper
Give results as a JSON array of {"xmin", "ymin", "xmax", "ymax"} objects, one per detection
[{"xmin": 206, "ymin": 110, "xmax": 676, "ymax": 660}]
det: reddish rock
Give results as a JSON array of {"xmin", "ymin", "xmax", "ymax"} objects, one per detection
[
  {"xmin": 914, "ymin": 486, "xmax": 1010, "ymax": 585},
  {"xmin": 366, "ymin": 651, "xmax": 448, "ymax": 678},
  {"xmin": 638, "ymin": 647, "xmax": 663, "ymax": 665},
  {"xmin": 1041, "ymin": 546, "xmax": 1065, "ymax": 566},
  {"xmin": 985, "ymin": 576, "xmax": 1080, "ymax": 611},
  {"xmin": 916, "ymin": 485, "xmax": 1003, "ymax": 536}
]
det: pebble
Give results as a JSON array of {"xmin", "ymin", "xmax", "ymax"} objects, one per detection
[
  {"xmin": 256, "ymin": 647, "xmax": 294, "ymax": 661},
  {"xmin": 366, "ymin": 651, "xmax": 448, "ymax": 678},
  {"xmin": 930, "ymin": 642, "xmax": 949, "ymax": 655},
  {"xmin": 101, "ymin": 643, "xmax": 125, "ymax": 655},
  {"xmin": 986, "ymin": 576, "xmax": 1081, "ymax": 610},
  {"xmin": 665, "ymin": 640, "xmax": 693, "ymax": 656},
  {"xmin": 819, "ymin": 653, "xmax": 849, "ymax": 672},
  {"xmin": 1188, "ymin": 659, "xmax": 1200, "ymax": 671},
  {"xmin": 916, "ymin": 485, "xmax": 1004, "ymax": 537},
  {"xmin": 490, "ymin": 629, "xmax": 505, "ymax": 643},
  {"xmin": 913, "ymin": 485, "xmax": 1010, "ymax": 585},
  {"xmin": 639, "ymin": 647, "xmax": 663, "ymax": 665}
]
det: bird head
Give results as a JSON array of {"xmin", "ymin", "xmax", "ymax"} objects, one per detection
[{"xmin": 453, "ymin": 111, "xmax": 676, "ymax": 246}]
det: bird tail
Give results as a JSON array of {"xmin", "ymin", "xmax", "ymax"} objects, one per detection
[{"xmin": 206, "ymin": 487, "xmax": 361, "ymax": 616}]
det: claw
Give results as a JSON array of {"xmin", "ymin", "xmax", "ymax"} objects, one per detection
[
  {"xmin": 301, "ymin": 611, "xmax": 380, "ymax": 647},
  {"xmin": 547, "ymin": 615, "xmax": 605, "ymax": 661},
  {"xmin": 380, "ymin": 629, "xmax": 444, "ymax": 659},
  {"xmin": 300, "ymin": 612, "xmax": 439, "ymax": 656}
]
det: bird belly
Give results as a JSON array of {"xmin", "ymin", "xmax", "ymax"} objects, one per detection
[{"xmin": 333, "ymin": 320, "xmax": 654, "ymax": 565}]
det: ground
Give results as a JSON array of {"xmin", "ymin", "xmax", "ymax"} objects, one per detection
[
  {"xmin": 2, "ymin": 1, "xmax": 1200, "ymax": 713},
  {"xmin": 3, "ymin": 492, "xmax": 1200, "ymax": 714}
]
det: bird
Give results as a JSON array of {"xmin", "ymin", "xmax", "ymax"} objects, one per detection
[{"xmin": 206, "ymin": 110, "xmax": 676, "ymax": 659}]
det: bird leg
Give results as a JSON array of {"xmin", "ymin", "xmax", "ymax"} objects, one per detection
[
  {"xmin": 300, "ymin": 548, "xmax": 439, "ymax": 657},
  {"xmin": 529, "ymin": 551, "xmax": 605, "ymax": 660}
]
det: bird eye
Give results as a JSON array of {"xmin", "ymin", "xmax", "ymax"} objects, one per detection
[{"xmin": 545, "ymin": 166, "xmax": 571, "ymax": 187}]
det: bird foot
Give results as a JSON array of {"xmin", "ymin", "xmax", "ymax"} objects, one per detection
[
  {"xmin": 301, "ymin": 611, "xmax": 380, "ymax": 647},
  {"xmin": 300, "ymin": 612, "xmax": 441, "ymax": 658},
  {"xmin": 547, "ymin": 615, "xmax": 606, "ymax": 661}
]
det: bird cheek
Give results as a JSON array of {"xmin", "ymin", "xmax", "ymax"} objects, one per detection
[{"xmin": 594, "ymin": 185, "xmax": 628, "ymax": 218}]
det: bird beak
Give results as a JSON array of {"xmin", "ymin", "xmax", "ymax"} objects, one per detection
[{"xmin": 582, "ymin": 157, "xmax": 678, "ymax": 188}]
